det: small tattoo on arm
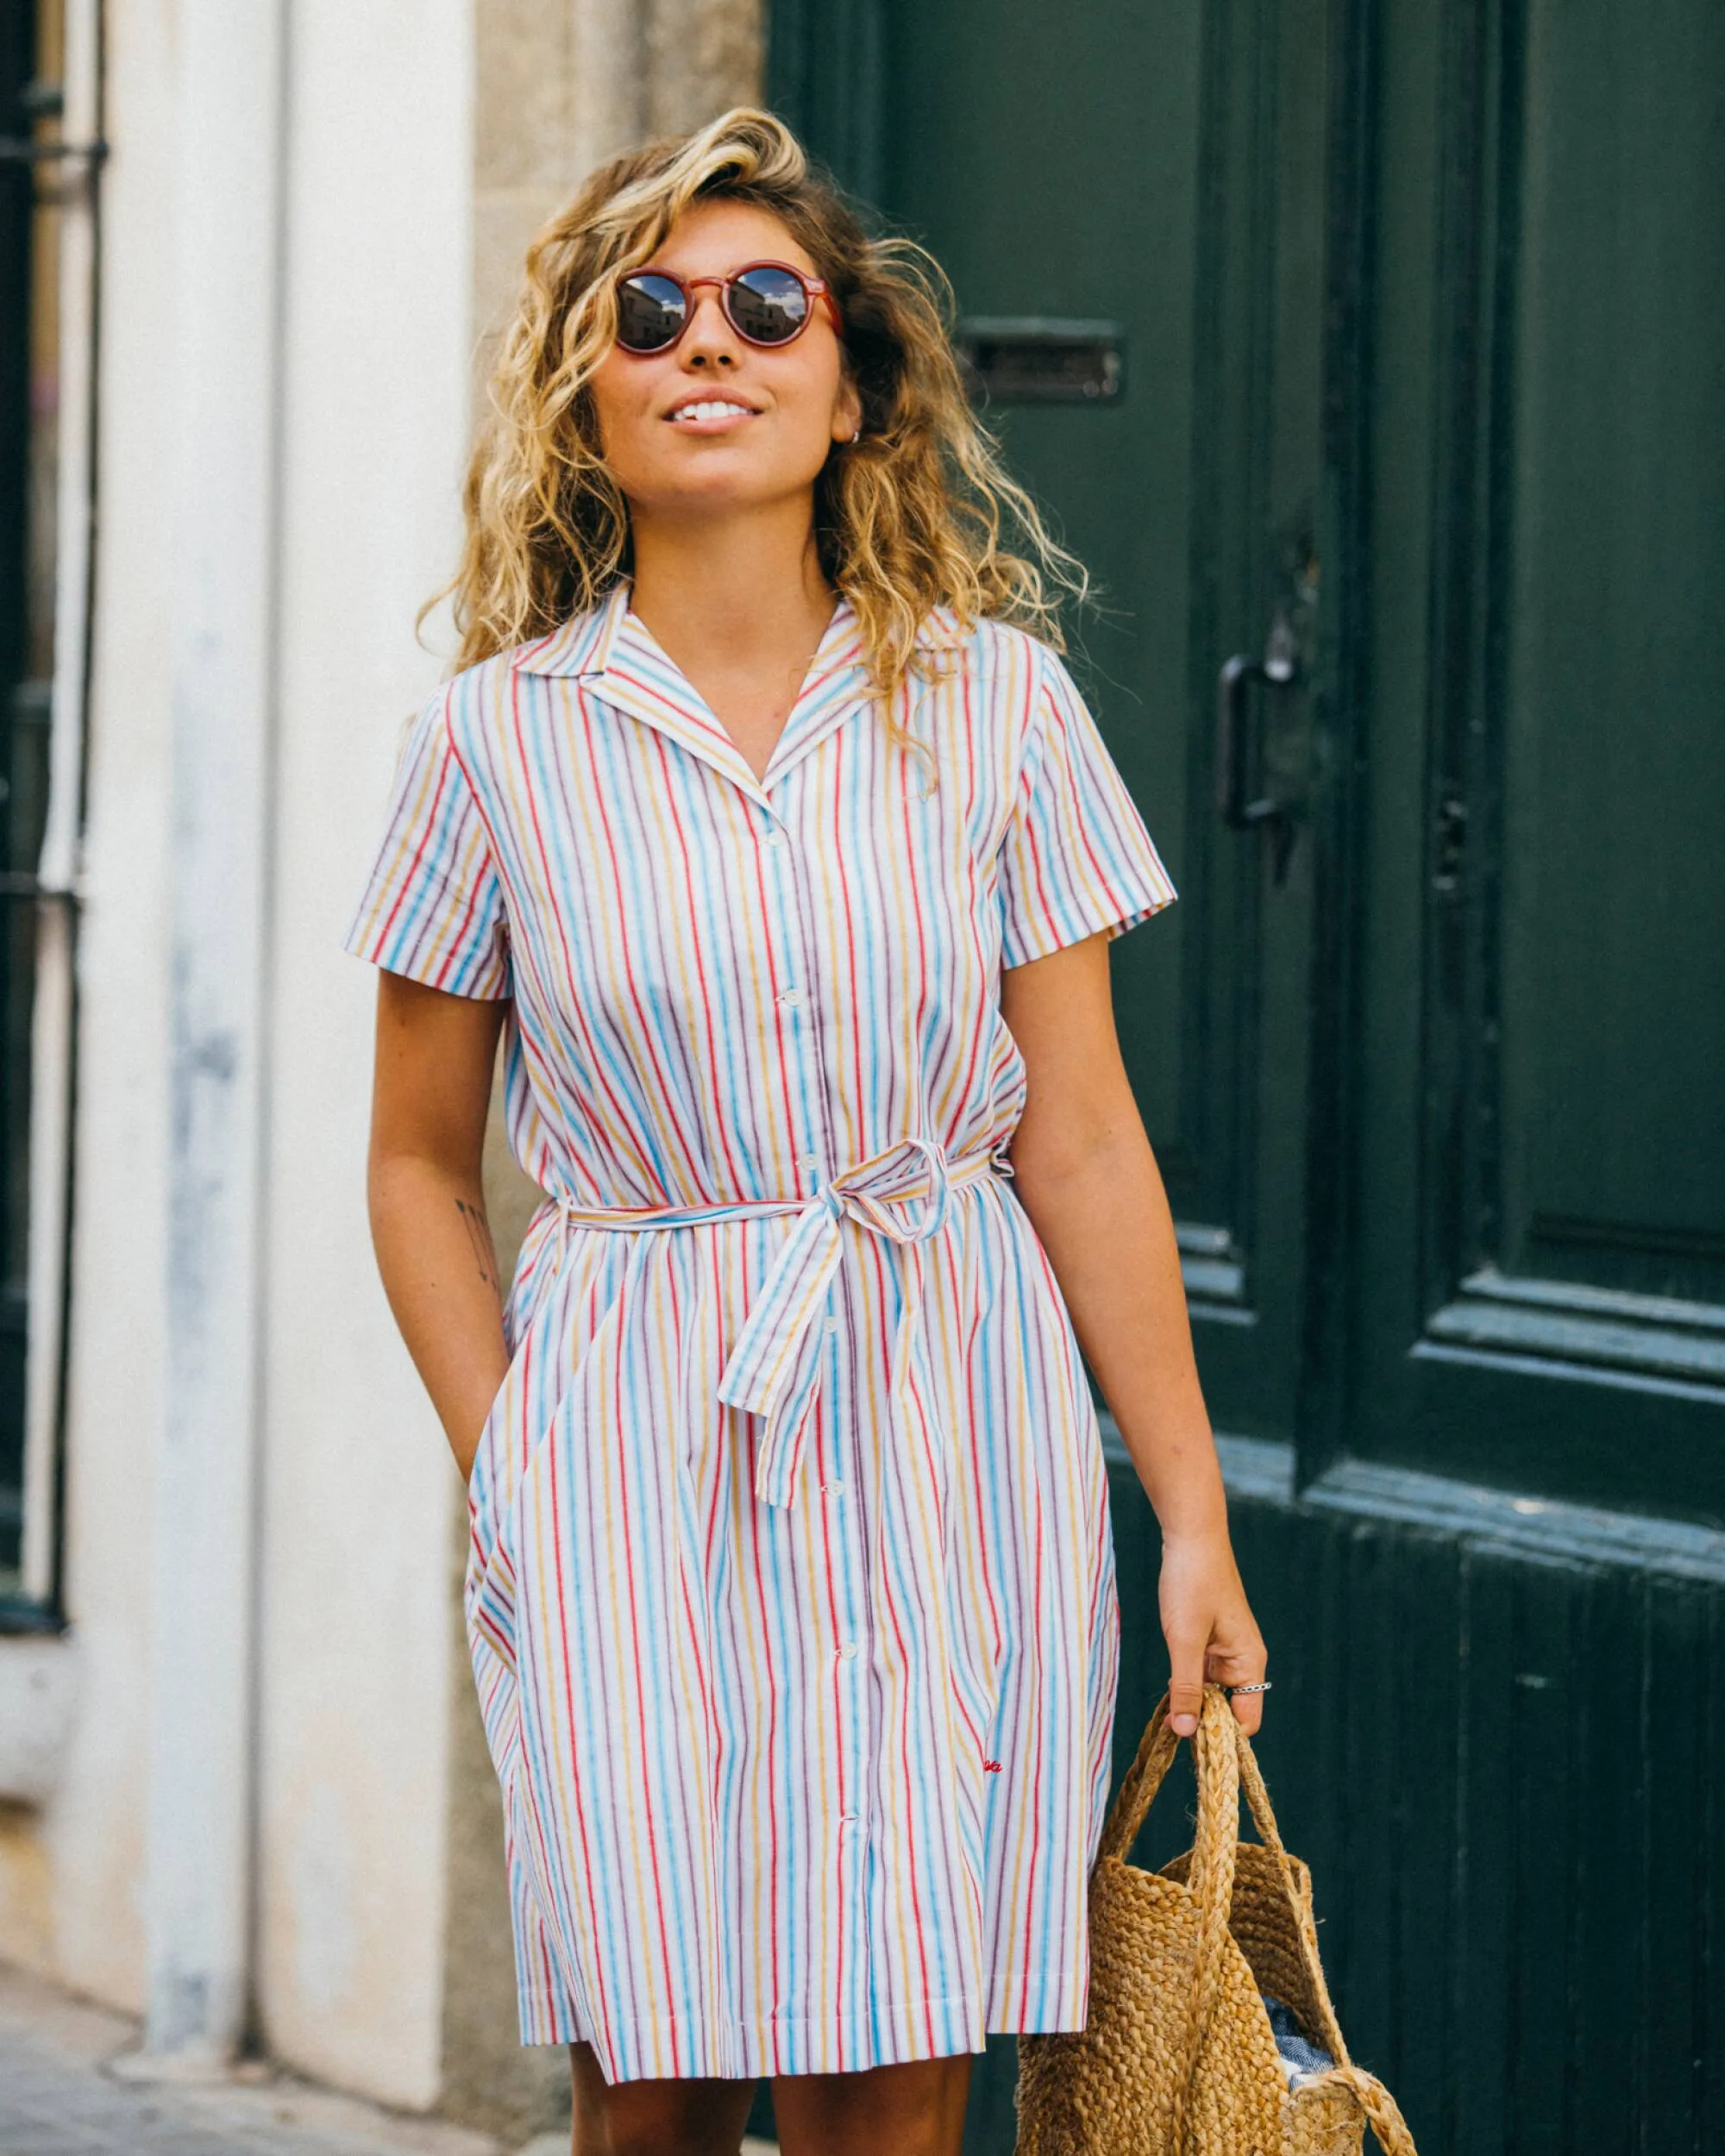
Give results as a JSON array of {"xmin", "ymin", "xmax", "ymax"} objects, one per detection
[{"xmin": 455, "ymin": 1198, "xmax": 500, "ymax": 1291}]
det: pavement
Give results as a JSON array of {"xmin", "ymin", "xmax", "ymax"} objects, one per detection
[{"xmin": 0, "ymin": 1961, "xmax": 781, "ymax": 2156}]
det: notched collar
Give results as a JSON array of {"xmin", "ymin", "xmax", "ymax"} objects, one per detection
[
  {"xmin": 512, "ymin": 584, "xmax": 971, "ymax": 799},
  {"xmin": 511, "ymin": 583, "xmax": 631, "ymax": 680}
]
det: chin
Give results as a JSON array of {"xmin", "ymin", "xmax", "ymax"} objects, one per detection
[{"xmin": 638, "ymin": 461, "xmax": 828, "ymax": 514}]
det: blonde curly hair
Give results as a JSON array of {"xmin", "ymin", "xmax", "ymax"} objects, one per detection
[{"xmin": 440, "ymin": 105, "xmax": 1088, "ymax": 711}]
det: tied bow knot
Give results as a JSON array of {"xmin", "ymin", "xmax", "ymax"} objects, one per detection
[
  {"xmin": 816, "ymin": 1133, "xmax": 956, "ymax": 1243},
  {"xmin": 716, "ymin": 1136, "xmax": 992, "ymax": 1506}
]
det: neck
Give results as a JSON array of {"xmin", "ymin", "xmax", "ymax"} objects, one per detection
[{"xmin": 625, "ymin": 493, "xmax": 836, "ymax": 667}]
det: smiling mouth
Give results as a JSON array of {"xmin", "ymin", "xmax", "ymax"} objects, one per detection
[{"xmin": 666, "ymin": 398, "xmax": 759, "ymax": 423}]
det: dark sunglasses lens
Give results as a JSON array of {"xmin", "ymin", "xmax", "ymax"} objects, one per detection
[
  {"xmin": 615, "ymin": 273, "xmax": 687, "ymax": 351},
  {"xmin": 728, "ymin": 266, "xmax": 812, "ymax": 344}
]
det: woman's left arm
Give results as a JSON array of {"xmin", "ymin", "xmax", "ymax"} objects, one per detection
[{"xmin": 1000, "ymin": 929, "xmax": 1268, "ymax": 1738}]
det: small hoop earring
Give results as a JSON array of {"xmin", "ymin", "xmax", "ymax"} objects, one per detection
[{"xmin": 850, "ymin": 427, "xmax": 862, "ymax": 443}]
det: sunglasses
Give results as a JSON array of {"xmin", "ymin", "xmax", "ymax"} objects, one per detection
[{"xmin": 612, "ymin": 259, "xmax": 843, "ymax": 354}]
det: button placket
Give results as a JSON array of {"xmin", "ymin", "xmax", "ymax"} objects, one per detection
[
  {"xmin": 760, "ymin": 789, "xmax": 869, "ymax": 1902},
  {"xmin": 759, "ymin": 794, "xmax": 842, "ymax": 1204},
  {"xmin": 761, "ymin": 820, "xmax": 801, "ymax": 972}
]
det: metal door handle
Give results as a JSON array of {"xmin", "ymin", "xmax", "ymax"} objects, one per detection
[{"xmin": 1215, "ymin": 611, "xmax": 1300, "ymax": 880}]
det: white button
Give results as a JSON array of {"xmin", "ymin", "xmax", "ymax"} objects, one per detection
[
  {"xmin": 804, "ymin": 1155, "xmax": 820, "ymax": 1171},
  {"xmin": 837, "ymin": 1643, "xmax": 858, "ymax": 1661},
  {"xmin": 781, "ymin": 988, "xmax": 800, "ymax": 1008},
  {"xmin": 764, "ymin": 829, "xmax": 787, "ymax": 847},
  {"xmin": 823, "ymin": 1479, "xmax": 845, "ymax": 1497},
  {"xmin": 823, "ymin": 1317, "xmax": 839, "ymax": 1334}
]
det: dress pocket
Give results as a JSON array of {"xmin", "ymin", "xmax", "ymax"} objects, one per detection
[
  {"xmin": 465, "ymin": 1313, "xmax": 561, "ymax": 1669},
  {"xmin": 463, "ymin": 1238, "xmax": 639, "ymax": 1674}
]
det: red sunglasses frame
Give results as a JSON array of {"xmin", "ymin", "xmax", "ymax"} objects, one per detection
[{"xmin": 612, "ymin": 259, "xmax": 844, "ymax": 353}]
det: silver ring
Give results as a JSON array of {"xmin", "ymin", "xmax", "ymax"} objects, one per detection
[{"xmin": 1226, "ymin": 1680, "xmax": 1272, "ymax": 1695}]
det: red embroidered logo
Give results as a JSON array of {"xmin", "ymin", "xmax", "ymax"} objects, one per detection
[{"xmin": 983, "ymin": 1759, "xmax": 1003, "ymax": 1773}]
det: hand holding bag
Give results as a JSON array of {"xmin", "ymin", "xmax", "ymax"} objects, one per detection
[{"xmin": 1015, "ymin": 1683, "xmax": 1419, "ymax": 2155}]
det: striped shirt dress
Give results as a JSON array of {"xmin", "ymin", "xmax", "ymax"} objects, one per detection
[{"xmin": 342, "ymin": 582, "xmax": 1176, "ymax": 2084}]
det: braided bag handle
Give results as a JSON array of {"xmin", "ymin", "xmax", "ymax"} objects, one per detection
[
  {"xmin": 1224, "ymin": 1695, "xmax": 1350, "ymax": 2066},
  {"xmin": 1095, "ymin": 1688, "xmax": 1242, "ymax": 2152},
  {"xmin": 1095, "ymin": 1692, "xmax": 1182, "ymax": 1864},
  {"xmin": 1097, "ymin": 1686, "xmax": 1421, "ymax": 2154},
  {"xmin": 1228, "ymin": 1701, "xmax": 1423, "ymax": 2153}
]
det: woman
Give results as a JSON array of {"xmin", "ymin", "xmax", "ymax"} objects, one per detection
[{"xmin": 346, "ymin": 107, "xmax": 1267, "ymax": 2156}]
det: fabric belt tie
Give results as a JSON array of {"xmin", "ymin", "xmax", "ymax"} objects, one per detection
[{"xmin": 557, "ymin": 1137, "xmax": 1003, "ymax": 1507}]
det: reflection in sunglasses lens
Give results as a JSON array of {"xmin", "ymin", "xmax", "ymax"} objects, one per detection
[
  {"xmin": 729, "ymin": 266, "xmax": 809, "ymax": 343},
  {"xmin": 617, "ymin": 273, "xmax": 687, "ymax": 350}
]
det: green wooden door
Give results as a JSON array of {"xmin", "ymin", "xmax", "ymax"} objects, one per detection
[
  {"xmin": 768, "ymin": 0, "xmax": 1725, "ymax": 2147},
  {"xmin": 1350, "ymin": 0, "xmax": 1725, "ymax": 1525}
]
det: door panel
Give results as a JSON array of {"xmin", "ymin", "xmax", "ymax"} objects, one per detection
[
  {"xmin": 872, "ymin": 0, "xmax": 1332, "ymax": 1446},
  {"xmin": 1355, "ymin": 0, "xmax": 1725, "ymax": 1520},
  {"xmin": 1502, "ymin": 0, "xmax": 1725, "ymax": 1298}
]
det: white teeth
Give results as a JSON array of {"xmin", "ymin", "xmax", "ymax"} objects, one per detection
[{"xmin": 672, "ymin": 400, "xmax": 752, "ymax": 421}]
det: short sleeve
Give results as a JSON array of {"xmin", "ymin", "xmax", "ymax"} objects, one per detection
[
  {"xmin": 995, "ymin": 646, "xmax": 1178, "ymax": 968},
  {"xmin": 341, "ymin": 688, "xmax": 512, "ymax": 999}
]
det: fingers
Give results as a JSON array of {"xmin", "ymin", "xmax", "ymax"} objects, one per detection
[
  {"xmin": 1166, "ymin": 1670, "xmax": 1206, "ymax": 1739},
  {"xmin": 1208, "ymin": 1650, "xmax": 1268, "ymax": 1736},
  {"xmin": 1224, "ymin": 1681, "xmax": 1264, "ymax": 1738},
  {"xmin": 1165, "ymin": 1662, "xmax": 1270, "ymax": 1740}
]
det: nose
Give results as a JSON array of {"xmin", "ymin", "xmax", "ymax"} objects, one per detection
[{"xmin": 679, "ymin": 284, "xmax": 742, "ymax": 367}]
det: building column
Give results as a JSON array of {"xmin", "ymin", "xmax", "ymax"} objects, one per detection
[{"xmin": 140, "ymin": 0, "xmax": 285, "ymax": 2066}]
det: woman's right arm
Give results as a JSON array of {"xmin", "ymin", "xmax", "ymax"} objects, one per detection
[{"xmin": 365, "ymin": 968, "xmax": 512, "ymax": 1482}]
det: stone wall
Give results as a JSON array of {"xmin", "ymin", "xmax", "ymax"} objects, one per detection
[
  {"xmin": 474, "ymin": 0, "xmax": 765, "ymax": 357},
  {"xmin": 436, "ymin": 3, "xmax": 762, "ymax": 2133}
]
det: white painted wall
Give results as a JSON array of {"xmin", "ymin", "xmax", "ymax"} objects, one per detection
[
  {"xmin": 255, "ymin": 0, "xmax": 474, "ymax": 2107},
  {"xmin": 0, "ymin": 0, "xmax": 478, "ymax": 2113}
]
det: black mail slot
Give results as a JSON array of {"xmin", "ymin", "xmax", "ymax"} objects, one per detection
[{"xmin": 954, "ymin": 317, "xmax": 1125, "ymax": 404}]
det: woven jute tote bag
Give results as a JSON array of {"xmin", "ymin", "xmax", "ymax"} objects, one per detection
[{"xmin": 1015, "ymin": 1683, "xmax": 1419, "ymax": 2156}]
